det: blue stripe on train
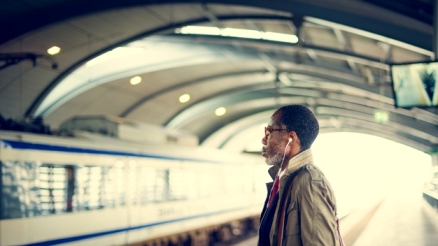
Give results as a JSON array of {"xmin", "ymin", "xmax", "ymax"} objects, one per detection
[
  {"xmin": 1, "ymin": 140, "xmax": 225, "ymax": 163},
  {"xmin": 22, "ymin": 206, "xmax": 247, "ymax": 246}
]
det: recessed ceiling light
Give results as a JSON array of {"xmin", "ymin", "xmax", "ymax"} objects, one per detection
[
  {"xmin": 47, "ymin": 46, "xmax": 61, "ymax": 55},
  {"xmin": 179, "ymin": 94, "xmax": 190, "ymax": 103},
  {"xmin": 215, "ymin": 107, "xmax": 226, "ymax": 116},
  {"xmin": 130, "ymin": 76, "xmax": 142, "ymax": 85},
  {"xmin": 374, "ymin": 111, "xmax": 389, "ymax": 124}
]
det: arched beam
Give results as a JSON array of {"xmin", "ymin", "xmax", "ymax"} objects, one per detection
[
  {"xmin": 320, "ymin": 117, "xmax": 435, "ymax": 152},
  {"xmin": 163, "ymin": 70, "xmax": 388, "ymax": 129},
  {"xmin": 165, "ymin": 85, "xmax": 436, "ymax": 140},
  {"xmin": 201, "ymin": 106, "xmax": 433, "ymax": 152},
  {"xmin": 167, "ymin": 91, "xmax": 437, "ymax": 150},
  {"xmin": 168, "ymin": 33, "xmax": 391, "ymax": 71}
]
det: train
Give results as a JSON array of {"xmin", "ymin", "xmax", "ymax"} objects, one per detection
[{"xmin": 0, "ymin": 117, "xmax": 269, "ymax": 246}]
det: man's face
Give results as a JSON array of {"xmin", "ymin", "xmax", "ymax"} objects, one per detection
[{"xmin": 261, "ymin": 112, "xmax": 287, "ymax": 166}]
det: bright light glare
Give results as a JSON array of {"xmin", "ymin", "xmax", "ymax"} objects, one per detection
[
  {"xmin": 176, "ymin": 26, "xmax": 298, "ymax": 43},
  {"xmin": 264, "ymin": 32, "xmax": 299, "ymax": 43},
  {"xmin": 222, "ymin": 28, "xmax": 262, "ymax": 39},
  {"xmin": 179, "ymin": 94, "xmax": 190, "ymax": 103},
  {"xmin": 86, "ymin": 47, "xmax": 145, "ymax": 67},
  {"xmin": 130, "ymin": 76, "xmax": 142, "ymax": 85},
  {"xmin": 47, "ymin": 46, "xmax": 61, "ymax": 55},
  {"xmin": 215, "ymin": 107, "xmax": 226, "ymax": 116},
  {"xmin": 312, "ymin": 132, "xmax": 431, "ymax": 217},
  {"xmin": 179, "ymin": 26, "xmax": 221, "ymax": 35}
]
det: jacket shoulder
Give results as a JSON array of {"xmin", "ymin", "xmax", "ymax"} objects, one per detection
[{"xmin": 303, "ymin": 164, "xmax": 323, "ymax": 181}]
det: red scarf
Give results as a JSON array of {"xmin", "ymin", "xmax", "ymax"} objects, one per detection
[{"xmin": 268, "ymin": 176, "xmax": 279, "ymax": 207}]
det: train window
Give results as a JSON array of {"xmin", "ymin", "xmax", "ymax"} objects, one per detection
[
  {"xmin": 139, "ymin": 167, "xmax": 148, "ymax": 204},
  {"xmin": 169, "ymin": 168, "xmax": 185, "ymax": 200},
  {"xmin": 115, "ymin": 162, "xmax": 125, "ymax": 206},
  {"xmin": 1, "ymin": 161, "xmax": 40, "ymax": 219},
  {"xmin": 185, "ymin": 169, "xmax": 198, "ymax": 199},
  {"xmin": 39, "ymin": 164, "xmax": 67, "ymax": 215},
  {"xmin": 76, "ymin": 164, "xmax": 123, "ymax": 210},
  {"xmin": 101, "ymin": 166, "xmax": 116, "ymax": 208},
  {"xmin": 139, "ymin": 167, "xmax": 169, "ymax": 203},
  {"xmin": 155, "ymin": 169, "xmax": 168, "ymax": 202},
  {"xmin": 139, "ymin": 167, "xmax": 154, "ymax": 204},
  {"xmin": 199, "ymin": 169, "xmax": 212, "ymax": 198},
  {"xmin": 77, "ymin": 166, "xmax": 103, "ymax": 210},
  {"xmin": 128, "ymin": 161, "xmax": 138, "ymax": 205},
  {"xmin": 225, "ymin": 170, "xmax": 243, "ymax": 196}
]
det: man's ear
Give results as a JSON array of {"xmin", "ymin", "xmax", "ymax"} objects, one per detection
[{"xmin": 289, "ymin": 131, "xmax": 298, "ymax": 143}]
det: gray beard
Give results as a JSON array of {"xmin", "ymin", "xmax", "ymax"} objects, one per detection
[{"xmin": 265, "ymin": 152, "xmax": 283, "ymax": 166}]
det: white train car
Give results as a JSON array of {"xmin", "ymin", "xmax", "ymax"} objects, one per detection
[{"xmin": 0, "ymin": 130, "xmax": 268, "ymax": 246}]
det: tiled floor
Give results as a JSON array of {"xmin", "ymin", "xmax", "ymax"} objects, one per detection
[{"xmin": 353, "ymin": 189, "xmax": 438, "ymax": 246}]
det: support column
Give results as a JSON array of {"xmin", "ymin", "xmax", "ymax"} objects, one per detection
[
  {"xmin": 424, "ymin": 154, "xmax": 438, "ymax": 212},
  {"xmin": 431, "ymin": 154, "xmax": 438, "ymax": 188},
  {"xmin": 292, "ymin": 15, "xmax": 304, "ymax": 64},
  {"xmin": 434, "ymin": 0, "xmax": 438, "ymax": 60}
]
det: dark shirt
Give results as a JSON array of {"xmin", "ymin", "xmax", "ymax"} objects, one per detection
[{"xmin": 258, "ymin": 193, "xmax": 279, "ymax": 246}]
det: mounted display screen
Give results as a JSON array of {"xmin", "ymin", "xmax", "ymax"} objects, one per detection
[{"xmin": 390, "ymin": 61, "xmax": 438, "ymax": 108}]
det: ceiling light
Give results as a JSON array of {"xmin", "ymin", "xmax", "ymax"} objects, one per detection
[
  {"xmin": 374, "ymin": 111, "xmax": 389, "ymax": 124},
  {"xmin": 130, "ymin": 76, "xmax": 142, "ymax": 85},
  {"xmin": 221, "ymin": 28, "xmax": 262, "ymax": 39},
  {"xmin": 47, "ymin": 46, "xmax": 61, "ymax": 55},
  {"xmin": 215, "ymin": 107, "xmax": 226, "ymax": 116},
  {"xmin": 179, "ymin": 26, "xmax": 221, "ymax": 35},
  {"xmin": 179, "ymin": 94, "xmax": 190, "ymax": 103},
  {"xmin": 176, "ymin": 25, "xmax": 299, "ymax": 44},
  {"xmin": 263, "ymin": 32, "xmax": 298, "ymax": 43}
]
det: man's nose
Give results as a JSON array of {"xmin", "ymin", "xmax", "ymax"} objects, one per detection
[{"xmin": 261, "ymin": 135, "xmax": 267, "ymax": 145}]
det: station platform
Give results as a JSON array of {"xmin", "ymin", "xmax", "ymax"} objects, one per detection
[
  {"xmin": 233, "ymin": 189, "xmax": 438, "ymax": 246},
  {"xmin": 353, "ymin": 189, "xmax": 438, "ymax": 246}
]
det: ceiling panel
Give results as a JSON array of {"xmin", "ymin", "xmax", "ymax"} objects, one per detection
[
  {"xmin": 347, "ymin": 32, "xmax": 384, "ymax": 60},
  {"xmin": 304, "ymin": 25, "xmax": 342, "ymax": 50},
  {"xmin": 391, "ymin": 46, "xmax": 429, "ymax": 63},
  {"xmin": 44, "ymin": 86, "xmax": 111, "ymax": 127},
  {"xmin": 209, "ymin": 4, "xmax": 291, "ymax": 16},
  {"xmin": 80, "ymin": 89, "xmax": 140, "ymax": 116},
  {"xmin": 129, "ymin": 97, "xmax": 179, "ymax": 124},
  {"xmin": 259, "ymin": 20, "xmax": 295, "ymax": 34}
]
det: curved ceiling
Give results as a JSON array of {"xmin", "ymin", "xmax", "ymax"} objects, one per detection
[{"xmin": 0, "ymin": 1, "xmax": 437, "ymax": 153}]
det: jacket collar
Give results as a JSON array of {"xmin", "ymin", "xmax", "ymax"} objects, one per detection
[
  {"xmin": 267, "ymin": 165, "xmax": 279, "ymax": 180},
  {"xmin": 281, "ymin": 148, "xmax": 314, "ymax": 178},
  {"xmin": 266, "ymin": 149, "xmax": 314, "ymax": 181}
]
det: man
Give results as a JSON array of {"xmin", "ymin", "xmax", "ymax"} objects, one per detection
[{"xmin": 258, "ymin": 105, "xmax": 341, "ymax": 246}]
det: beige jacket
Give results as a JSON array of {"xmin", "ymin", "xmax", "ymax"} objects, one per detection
[{"xmin": 266, "ymin": 149, "xmax": 340, "ymax": 246}]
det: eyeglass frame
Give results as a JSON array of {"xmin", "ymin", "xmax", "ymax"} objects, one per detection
[{"xmin": 264, "ymin": 126, "xmax": 290, "ymax": 139}]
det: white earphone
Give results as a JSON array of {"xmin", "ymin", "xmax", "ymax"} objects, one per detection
[{"xmin": 281, "ymin": 137, "xmax": 293, "ymax": 166}]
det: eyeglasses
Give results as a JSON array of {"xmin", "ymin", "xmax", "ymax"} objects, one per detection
[{"xmin": 264, "ymin": 127, "xmax": 289, "ymax": 138}]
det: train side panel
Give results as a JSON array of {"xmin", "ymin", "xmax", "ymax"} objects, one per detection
[{"xmin": 0, "ymin": 131, "xmax": 267, "ymax": 245}]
